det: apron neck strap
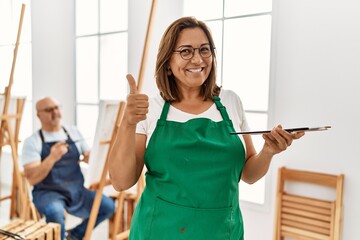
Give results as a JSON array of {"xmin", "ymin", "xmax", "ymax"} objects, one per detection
[
  {"xmin": 39, "ymin": 126, "xmax": 71, "ymax": 143},
  {"xmin": 160, "ymin": 96, "xmax": 231, "ymax": 121},
  {"xmin": 213, "ymin": 96, "xmax": 231, "ymax": 121},
  {"xmin": 160, "ymin": 101, "xmax": 171, "ymax": 121}
]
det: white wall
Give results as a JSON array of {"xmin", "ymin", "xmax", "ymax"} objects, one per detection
[
  {"xmin": 242, "ymin": 0, "xmax": 360, "ymax": 239},
  {"xmin": 27, "ymin": 0, "xmax": 360, "ymax": 239},
  {"xmin": 30, "ymin": 0, "xmax": 182, "ymax": 126},
  {"xmin": 31, "ymin": 0, "xmax": 76, "ymax": 129},
  {"xmin": 128, "ymin": 0, "xmax": 182, "ymax": 96}
]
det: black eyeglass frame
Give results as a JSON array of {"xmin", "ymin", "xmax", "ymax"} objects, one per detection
[
  {"xmin": 173, "ymin": 44, "xmax": 215, "ymax": 60},
  {"xmin": 38, "ymin": 105, "xmax": 62, "ymax": 113}
]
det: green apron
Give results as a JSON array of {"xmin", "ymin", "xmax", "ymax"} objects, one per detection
[{"xmin": 129, "ymin": 96, "xmax": 246, "ymax": 240}]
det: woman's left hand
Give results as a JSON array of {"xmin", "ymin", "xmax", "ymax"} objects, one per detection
[{"xmin": 262, "ymin": 124, "xmax": 305, "ymax": 156}]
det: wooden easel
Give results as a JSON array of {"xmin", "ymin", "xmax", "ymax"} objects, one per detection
[
  {"xmin": 0, "ymin": 96, "xmax": 27, "ymax": 219},
  {"xmin": 83, "ymin": 1, "xmax": 157, "ymax": 239},
  {"xmin": 83, "ymin": 101, "xmax": 126, "ymax": 239},
  {"xmin": 0, "ymin": 4, "xmax": 36, "ymax": 221}
]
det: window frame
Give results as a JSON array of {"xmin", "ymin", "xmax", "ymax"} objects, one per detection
[
  {"xmin": 183, "ymin": 0, "xmax": 273, "ymax": 208},
  {"xmin": 75, "ymin": 0, "xmax": 129, "ymax": 144}
]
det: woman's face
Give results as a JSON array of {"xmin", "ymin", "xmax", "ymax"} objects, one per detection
[{"xmin": 169, "ymin": 27, "xmax": 213, "ymax": 92}]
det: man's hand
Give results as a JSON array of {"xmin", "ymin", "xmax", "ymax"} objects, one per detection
[
  {"xmin": 81, "ymin": 151, "xmax": 90, "ymax": 163},
  {"xmin": 24, "ymin": 141, "xmax": 68, "ymax": 186},
  {"xmin": 50, "ymin": 141, "xmax": 69, "ymax": 161}
]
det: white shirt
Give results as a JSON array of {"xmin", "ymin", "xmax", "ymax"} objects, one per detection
[
  {"xmin": 136, "ymin": 89, "xmax": 250, "ymax": 146},
  {"xmin": 21, "ymin": 125, "xmax": 90, "ymax": 166}
]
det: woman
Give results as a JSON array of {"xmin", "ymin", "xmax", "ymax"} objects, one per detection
[{"xmin": 108, "ymin": 16, "xmax": 304, "ymax": 240}]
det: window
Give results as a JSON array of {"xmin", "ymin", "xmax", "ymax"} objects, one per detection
[
  {"xmin": 0, "ymin": 0, "xmax": 33, "ymax": 151},
  {"xmin": 75, "ymin": 0, "xmax": 128, "ymax": 143},
  {"xmin": 184, "ymin": 0, "xmax": 272, "ymax": 204}
]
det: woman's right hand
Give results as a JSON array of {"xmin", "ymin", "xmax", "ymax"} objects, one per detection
[
  {"xmin": 108, "ymin": 74, "xmax": 148, "ymax": 191},
  {"xmin": 124, "ymin": 74, "xmax": 149, "ymax": 126}
]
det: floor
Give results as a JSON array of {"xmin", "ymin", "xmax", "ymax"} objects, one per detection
[
  {"xmin": 0, "ymin": 189, "xmax": 109, "ymax": 239},
  {"xmin": 0, "ymin": 151, "xmax": 110, "ymax": 239}
]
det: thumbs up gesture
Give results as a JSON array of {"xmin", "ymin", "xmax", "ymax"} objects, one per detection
[{"xmin": 124, "ymin": 74, "xmax": 149, "ymax": 126}]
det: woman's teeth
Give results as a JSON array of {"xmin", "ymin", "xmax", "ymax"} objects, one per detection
[{"xmin": 188, "ymin": 68, "xmax": 202, "ymax": 72}]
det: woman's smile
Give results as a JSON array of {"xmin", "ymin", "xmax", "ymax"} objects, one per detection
[{"xmin": 186, "ymin": 67, "xmax": 204, "ymax": 73}]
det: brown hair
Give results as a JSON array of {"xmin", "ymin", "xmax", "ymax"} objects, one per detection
[{"xmin": 155, "ymin": 16, "xmax": 220, "ymax": 102}]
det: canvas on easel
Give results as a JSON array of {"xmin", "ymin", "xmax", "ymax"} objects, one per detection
[
  {"xmin": 84, "ymin": 100, "xmax": 124, "ymax": 192},
  {"xmin": 82, "ymin": 100, "xmax": 126, "ymax": 239},
  {"xmin": 82, "ymin": 100, "xmax": 145, "ymax": 240}
]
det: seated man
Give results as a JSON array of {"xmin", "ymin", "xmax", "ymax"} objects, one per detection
[{"xmin": 22, "ymin": 97, "xmax": 115, "ymax": 240}]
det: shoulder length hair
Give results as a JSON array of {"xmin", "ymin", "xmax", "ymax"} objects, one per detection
[{"xmin": 155, "ymin": 16, "xmax": 220, "ymax": 102}]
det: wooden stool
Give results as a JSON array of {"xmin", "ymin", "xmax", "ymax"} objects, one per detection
[{"xmin": 0, "ymin": 219, "xmax": 60, "ymax": 240}]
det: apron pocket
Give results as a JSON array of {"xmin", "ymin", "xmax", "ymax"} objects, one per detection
[{"xmin": 148, "ymin": 197, "xmax": 233, "ymax": 240}]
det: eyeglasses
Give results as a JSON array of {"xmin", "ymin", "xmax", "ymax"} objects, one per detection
[
  {"xmin": 39, "ymin": 105, "xmax": 61, "ymax": 113},
  {"xmin": 173, "ymin": 44, "xmax": 213, "ymax": 60}
]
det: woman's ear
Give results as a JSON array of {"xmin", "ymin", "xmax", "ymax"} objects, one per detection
[{"xmin": 167, "ymin": 67, "xmax": 172, "ymax": 76}]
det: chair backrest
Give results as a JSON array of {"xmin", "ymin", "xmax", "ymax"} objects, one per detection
[{"xmin": 273, "ymin": 167, "xmax": 344, "ymax": 240}]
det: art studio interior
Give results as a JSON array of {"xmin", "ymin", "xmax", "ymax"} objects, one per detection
[{"xmin": 1, "ymin": 0, "xmax": 359, "ymax": 239}]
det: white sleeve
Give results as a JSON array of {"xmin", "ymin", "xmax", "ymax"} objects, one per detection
[
  {"xmin": 232, "ymin": 92, "xmax": 250, "ymax": 131},
  {"xmin": 136, "ymin": 94, "xmax": 164, "ymax": 146},
  {"xmin": 67, "ymin": 125, "xmax": 91, "ymax": 153},
  {"xmin": 136, "ymin": 119, "xmax": 147, "ymax": 135},
  {"xmin": 220, "ymin": 89, "xmax": 250, "ymax": 132},
  {"xmin": 21, "ymin": 134, "xmax": 42, "ymax": 166},
  {"xmin": 77, "ymin": 129, "xmax": 91, "ymax": 153}
]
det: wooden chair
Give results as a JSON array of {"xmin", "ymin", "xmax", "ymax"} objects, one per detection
[
  {"xmin": 273, "ymin": 167, "xmax": 344, "ymax": 240},
  {"xmin": 89, "ymin": 173, "xmax": 145, "ymax": 240}
]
